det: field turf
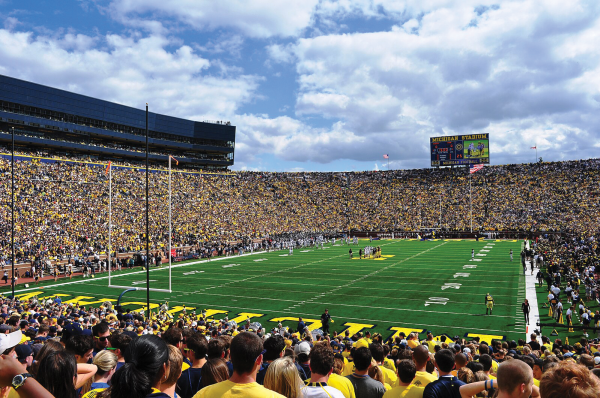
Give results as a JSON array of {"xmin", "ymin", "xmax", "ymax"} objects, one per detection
[{"xmin": 6, "ymin": 239, "xmax": 526, "ymax": 341}]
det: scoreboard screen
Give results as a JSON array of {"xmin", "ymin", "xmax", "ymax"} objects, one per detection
[{"xmin": 430, "ymin": 134, "xmax": 490, "ymax": 167}]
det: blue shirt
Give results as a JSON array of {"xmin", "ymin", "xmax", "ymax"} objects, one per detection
[
  {"xmin": 423, "ymin": 375, "xmax": 466, "ymax": 398},
  {"xmin": 175, "ymin": 367, "xmax": 202, "ymax": 398}
]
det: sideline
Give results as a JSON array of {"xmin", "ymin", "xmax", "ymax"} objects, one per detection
[
  {"xmin": 7, "ymin": 249, "xmax": 269, "ymax": 295},
  {"xmin": 524, "ymin": 241, "xmax": 540, "ymax": 339}
]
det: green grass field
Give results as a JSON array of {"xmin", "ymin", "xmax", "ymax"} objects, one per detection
[{"xmin": 6, "ymin": 239, "xmax": 526, "ymax": 341}]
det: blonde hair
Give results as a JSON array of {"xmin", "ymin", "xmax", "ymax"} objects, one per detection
[
  {"xmin": 93, "ymin": 350, "xmax": 118, "ymax": 375},
  {"xmin": 264, "ymin": 357, "xmax": 303, "ymax": 398},
  {"xmin": 165, "ymin": 344, "xmax": 183, "ymax": 386}
]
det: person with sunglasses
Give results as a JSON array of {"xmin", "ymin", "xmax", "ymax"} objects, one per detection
[{"xmin": 92, "ymin": 322, "xmax": 111, "ymax": 356}]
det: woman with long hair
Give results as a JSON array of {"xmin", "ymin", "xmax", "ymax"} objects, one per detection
[
  {"xmin": 264, "ymin": 357, "xmax": 303, "ymax": 398},
  {"xmin": 198, "ymin": 358, "xmax": 229, "ymax": 389},
  {"xmin": 36, "ymin": 350, "xmax": 78, "ymax": 398},
  {"xmin": 98, "ymin": 335, "xmax": 170, "ymax": 398}
]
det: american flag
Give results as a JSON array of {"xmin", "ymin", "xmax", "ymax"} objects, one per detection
[
  {"xmin": 531, "ymin": 146, "xmax": 537, "ymax": 149},
  {"xmin": 470, "ymin": 164, "xmax": 484, "ymax": 174},
  {"xmin": 383, "ymin": 154, "xmax": 389, "ymax": 159}
]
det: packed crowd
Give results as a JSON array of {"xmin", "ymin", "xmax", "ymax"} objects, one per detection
[
  {"xmin": 2, "ymin": 293, "xmax": 600, "ymax": 398},
  {"xmin": 1, "ymin": 150, "xmax": 598, "ymax": 266},
  {"xmin": 528, "ymin": 233, "xmax": 600, "ymax": 338}
]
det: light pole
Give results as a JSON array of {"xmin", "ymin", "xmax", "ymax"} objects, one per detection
[{"xmin": 11, "ymin": 126, "xmax": 15, "ymax": 297}]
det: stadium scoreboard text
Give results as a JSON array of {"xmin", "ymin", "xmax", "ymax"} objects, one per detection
[{"xmin": 430, "ymin": 134, "xmax": 490, "ymax": 167}]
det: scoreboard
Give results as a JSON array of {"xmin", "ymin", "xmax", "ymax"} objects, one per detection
[{"xmin": 430, "ymin": 134, "xmax": 490, "ymax": 167}]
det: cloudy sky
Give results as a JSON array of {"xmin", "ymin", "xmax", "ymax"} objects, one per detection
[{"xmin": 0, "ymin": 1, "xmax": 599, "ymax": 171}]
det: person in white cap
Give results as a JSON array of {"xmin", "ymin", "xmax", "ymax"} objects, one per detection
[{"xmin": 0, "ymin": 329, "xmax": 22, "ymax": 358}]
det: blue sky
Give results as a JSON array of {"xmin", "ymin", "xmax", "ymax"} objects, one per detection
[{"xmin": 0, "ymin": 0, "xmax": 599, "ymax": 171}]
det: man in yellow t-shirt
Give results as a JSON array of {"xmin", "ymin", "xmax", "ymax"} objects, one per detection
[
  {"xmin": 384, "ymin": 359, "xmax": 425, "ymax": 398},
  {"xmin": 193, "ymin": 332, "xmax": 285, "ymax": 398},
  {"xmin": 410, "ymin": 345, "xmax": 437, "ymax": 388}
]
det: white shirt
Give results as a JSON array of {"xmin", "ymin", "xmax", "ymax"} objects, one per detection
[{"xmin": 300, "ymin": 384, "xmax": 345, "ymax": 398}]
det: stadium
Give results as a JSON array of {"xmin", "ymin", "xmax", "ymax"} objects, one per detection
[
  {"xmin": 1, "ymin": 76, "xmax": 599, "ymax": 397},
  {"xmin": 0, "ymin": 3, "xmax": 599, "ymax": 396}
]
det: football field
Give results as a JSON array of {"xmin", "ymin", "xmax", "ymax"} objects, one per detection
[{"xmin": 7, "ymin": 239, "xmax": 526, "ymax": 342}]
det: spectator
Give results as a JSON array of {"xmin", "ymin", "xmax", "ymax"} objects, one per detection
[
  {"xmin": 14, "ymin": 344, "xmax": 34, "ymax": 371},
  {"xmin": 36, "ymin": 350, "xmax": 79, "ymax": 398},
  {"xmin": 368, "ymin": 366, "xmax": 391, "ymax": 391},
  {"xmin": 65, "ymin": 335, "xmax": 94, "ymax": 364},
  {"xmin": 295, "ymin": 341, "xmax": 312, "ymax": 381},
  {"xmin": 198, "ymin": 358, "xmax": 229, "ymax": 389},
  {"xmin": 346, "ymin": 347, "xmax": 386, "ymax": 398},
  {"xmin": 371, "ymin": 343, "xmax": 398, "ymax": 388},
  {"xmin": 160, "ymin": 345, "xmax": 183, "ymax": 398},
  {"xmin": 460, "ymin": 360, "xmax": 539, "ymax": 398},
  {"xmin": 383, "ymin": 359, "xmax": 424, "ymax": 398},
  {"xmin": 193, "ymin": 331, "xmax": 285, "ymax": 397},
  {"xmin": 412, "ymin": 345, "xmax": 437, "ymax": 388},
  {"xmin": 264, "ymin": 357, "xmax": 303, "ymax": 398},
  {"xmin": 177, "ymin": 332, "xmax": 207, "ymax": 398},
  {"xmin": 92, "ymin": 322, "xmax": 111, "ymax": 355},
  {"xmin": 108, "ymin": 333, "xmax": 131, "ymax": 371},
  {"xmin": 98, "ymin": 334, "xmax": 169, "ymax": 398},
  {"xmin": 0, "ymin": 353, "xmax": 55, "ymax": 398},
  {"xmin": 83, "ymin": 350, "xmax": 118, "ymax": 397},
  {"xmin": 257, "ymin": 334, "xmax": 286, "ymax": 385},
  {"xmin": 423, "ymin": 349, "xmax": 465, "ymax": 398},
  {"xmin": 540, "ymin": 361, "xmax": 600, "ymax": 398},
  {"xmin": 300, "ymin": 343, "xmax": 345, "ymax": 397}
]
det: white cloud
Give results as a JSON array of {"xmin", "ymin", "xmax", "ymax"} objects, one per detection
[
  {"xmin": 107, "ymin": 0, "xmax": 320, "ymax": 38},
  {"xmin": 259, "ymin": 0, "xmax": 600, "ymax": 166},
  {"xmin": 0, "ymin": 26, "xmax": 259, "ymax": 121}
]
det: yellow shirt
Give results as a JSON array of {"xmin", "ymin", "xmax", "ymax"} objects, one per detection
[
  {"xmin": 193, "ymin": 380, "xmax": 285, "ymax": 398},
  {"xmin": 533, "ymin": 378, "xmax": 540, "ymax": 387},
  {"xmin": 342, "ymin": 360, "xmax": 355, "ymax": 377},
  {"xmin": 82, "ymin": 388, "xmax": 107, "ymax": 398},
  {"xmin": 380, "ymin": 365, "xmax": 399, "ymax": 387},
  {"xmin": 383, "ymin": 384, "xmax": 425, "ymax": 398},
  {"xmin": 383, "ymin": 357, "xmax": 397, "ymax": 373},
  {"xmin": 411, "ymin": 371, "xmax": 437, "ymax": 388},
  {"xmin": 491, "ymin": 360, "xmax": 498, "ymax": 375},
  {"xmin": 407, "ymin": 340, "xmax": 420, "ymax": 349},
  {"xmin": 426, "ymin": 341, "xmax": 438, "ymax": 353},
  {"xmin": 329, "ymin": 373, "xmax": 357, "ymax": 398}
]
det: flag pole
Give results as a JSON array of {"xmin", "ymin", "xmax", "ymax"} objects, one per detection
[{"xmin": 535, "ymin": 144, "xmax": 538, "ymax": 163}]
